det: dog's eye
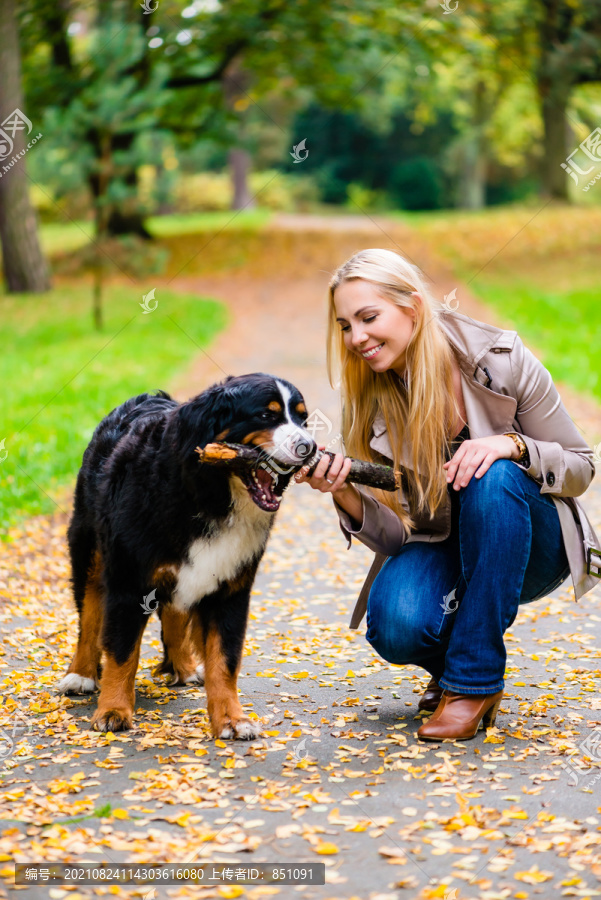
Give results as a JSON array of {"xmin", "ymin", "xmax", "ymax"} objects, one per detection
[{"xmin": 260, "ymin": 410, "xmax": 276, "ymax": 420}]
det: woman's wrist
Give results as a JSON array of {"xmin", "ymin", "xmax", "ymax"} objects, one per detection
[{"xmin": 331, "ymin": 482, "xmax": 363, "ymax": 523}]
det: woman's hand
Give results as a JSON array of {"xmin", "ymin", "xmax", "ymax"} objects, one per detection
[
  {"xmin": 294, "ymin": 445, "xmax": 353, "ymax": 494},
  {"xmin": 444, "ymin": 435, "xmax": 518, "ymax": 491}
]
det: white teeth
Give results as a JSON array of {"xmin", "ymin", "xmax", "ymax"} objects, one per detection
[{"xmin": 361, "ymin": 343, "xmax": 384, "ymax": 359}]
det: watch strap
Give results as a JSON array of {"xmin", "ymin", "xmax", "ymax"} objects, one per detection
[{"xmin": 506, "ymin": 432, "xmax": 529, "ymax": 464}]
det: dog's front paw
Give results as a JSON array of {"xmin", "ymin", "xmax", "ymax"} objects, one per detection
[
  {"xmin": 217, "ymin": 717, "xmax": 262, "ymax": 741},
  {"xmin": 91, "ymin": 708, "xmax": 133, "ymax": 732},
  {"xmin": 57, "ymin": 673, "xmax": 99, "ymax": 694}
]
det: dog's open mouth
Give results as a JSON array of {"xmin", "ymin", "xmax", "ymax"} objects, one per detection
[{"xmin": 240, "ymin": 465, "xmax": 282, "ymax": 511}]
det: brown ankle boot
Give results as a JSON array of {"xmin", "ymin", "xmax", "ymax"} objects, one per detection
[
  {"xmin": 417, "ymin": 689, "xmax": 504, "ymax": 741},
  {"xmin": 417, "ymin": 677, "xmax": 443, "ymax": 712}
]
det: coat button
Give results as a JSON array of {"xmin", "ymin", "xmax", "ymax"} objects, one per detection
[{"xmin": 546, "ymin": 472, "xmax": 555, "ymax": 486}]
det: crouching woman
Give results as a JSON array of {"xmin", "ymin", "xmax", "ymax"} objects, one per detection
[{"xmin": 296, "ymin": 248, "xmax": 601, "ymax": 741}]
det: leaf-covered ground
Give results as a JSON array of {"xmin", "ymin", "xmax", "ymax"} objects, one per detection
[
  {"xmin": 1, "ymin": 482, "xmax": 601, "ymax": 900},
  {"xmin": 2, "ymin": 216, "xmax": 601, "ymax": 899}
]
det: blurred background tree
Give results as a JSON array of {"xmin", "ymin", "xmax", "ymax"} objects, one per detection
[
  {"xmin": 0, "ymin": 0, "xmax": 599, "ymax": 304},
  {"xmin": 0, "ymin": 0, "xmax": 50, "ymax": 293}
]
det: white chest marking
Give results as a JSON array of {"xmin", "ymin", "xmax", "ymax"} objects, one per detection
[{"xmin": 172, "ymin": 480, "xmax": 274, "ymax": 612}]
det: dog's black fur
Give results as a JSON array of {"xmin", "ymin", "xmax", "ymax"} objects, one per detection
[{"xmin": 58, "ymin": 373, "xmax": 315, "ymax": 739}]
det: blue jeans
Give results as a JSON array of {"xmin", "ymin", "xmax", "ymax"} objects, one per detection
[{"xmin": 365, "ymin": 459, "xmax": 571, "ymax": 694}]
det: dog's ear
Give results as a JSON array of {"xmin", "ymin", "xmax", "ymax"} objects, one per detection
[{"xmin": 177, "ymin": 382, "xmax": 239, "ymax": 457}]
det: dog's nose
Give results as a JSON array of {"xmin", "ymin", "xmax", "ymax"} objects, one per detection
[{"xmin": 292, "ymin": 432, "xmax": 316, "ymax": 463}]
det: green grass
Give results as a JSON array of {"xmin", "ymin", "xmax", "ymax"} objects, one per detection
[
  {"xmin": 148, "ymin": 209, "xmax": 272, "ymax": 237},
  {"xmin": 451, "ymin": 278, "xmax": 601, "ymax": 398},
  {"xmin": 0, "ymin": 283, "xmax": 228, "ymax": 534}
]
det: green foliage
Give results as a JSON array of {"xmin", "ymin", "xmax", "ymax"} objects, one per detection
[
  {"xmin": 0, "ymin": 285, "xmax": 228, "ymax": 532},
  {"xmin": 289, "ymin": 104, "xmax": 459, "ymax": 209},
  {"xmin": 20, "ymin": 0, "xmax": 397, "ymax": 228},
  {"xmin": 389, "ymin": 157, "xmax": 443, "ymax": 211}
]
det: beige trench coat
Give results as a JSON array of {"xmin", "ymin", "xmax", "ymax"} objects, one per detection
[{"xmin": 334, "ymin": 310, "xmax": 601, "ymax": 629}]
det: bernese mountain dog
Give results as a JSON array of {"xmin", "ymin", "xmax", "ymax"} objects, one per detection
[{"xmin": 57, "ymin": 373, "xmax": 316, "ymax": 740}]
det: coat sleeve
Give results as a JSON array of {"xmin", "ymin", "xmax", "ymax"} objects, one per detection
[
  {"xmin": 507, "ymin": 336, "xmax": 595, "ymax": 497},
  {"xmin": 332, "ymin": 485, "xmax": 408, "ymax": 556}
]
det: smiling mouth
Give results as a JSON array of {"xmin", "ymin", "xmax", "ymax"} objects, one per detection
[
  {"xmin": 239, "ymin": 465, "xmax": 282, "ymax": 512},
  {"xmin": 361, "ymin": 342, "xmax": 385, "ymax": 360}
]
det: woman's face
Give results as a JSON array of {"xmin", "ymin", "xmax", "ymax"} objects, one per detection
[{"xmin": 334, "ymin": 278, "xmax": 417, "ymax": 378}]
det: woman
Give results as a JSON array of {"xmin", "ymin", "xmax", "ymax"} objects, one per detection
[{"xmin": 295, "ymin": 248, "xmax": 601, "ymax": 741}]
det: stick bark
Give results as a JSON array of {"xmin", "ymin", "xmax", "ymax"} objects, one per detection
[{"xmin": 195, "ymin": 442, "xmax": 400, "ymax": 492}]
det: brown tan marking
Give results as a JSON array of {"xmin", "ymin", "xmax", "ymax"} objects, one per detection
[
  {"xmin": 151, "ymin": 564, "xmax": 178, "ymax": 593},
  {"xmin": 64, "ymin": 550, "xmax": 104, "ymax": 682},
  {"xmin": 226, "ymin": 566, "xmax": 255, "ymax": 597},
  {"xmin": 267, "ymin": 401, "xmax": 282, "ymax": 412},
  {"xmin": 91, "ymin": 630, "xmax": 146, "ymax": 732},
  {"xmin": 240, "ymin": 430, "xmax": 274, "ymax": 447},
  {"xmin": 153, "ymin": 605, "xmax": 202, "ymax": 684},
  {"xmin": 202, "ymin": 622, "xmax": 246, "ymax": 738},
  {"xmin": 295, "ymin": 402, "xmax": 307, "ymax": 415},
  {"xmin": 215, "ymin": 428, "xmax": 230, "ymax": 441}
]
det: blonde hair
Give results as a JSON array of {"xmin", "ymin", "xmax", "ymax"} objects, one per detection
[{"xmin": 327, "ymin": 248, "xmax": 463, "ymax": 534}]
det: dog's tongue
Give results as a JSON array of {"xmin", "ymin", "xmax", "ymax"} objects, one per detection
[{"xmin": 256, "ymin": 467, "xmax": 276, "ymax": 498}]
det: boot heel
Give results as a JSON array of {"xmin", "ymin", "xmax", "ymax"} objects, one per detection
[{"xmin": 482, "ymin": 696, "xmax": 502, "ymax": 728}]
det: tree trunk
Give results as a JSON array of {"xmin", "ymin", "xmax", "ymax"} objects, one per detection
[
  {"xmin": 536, "ymin": 0, "xmax": 574, "ymax": 201},
  {"xmin": 229, "ymin": 147, "xmax": 255, "ymax": 209},
  {"xmin": 0, "ymin": 0, "xmax": 51, "ymax": 292},
  {"xmin": 223, "ymin": 61, "xmax": 256, "ymax": 211},
  {"xmin": 539, "ymin": 85, "xmax": 570, "ymax": 200},
  {"xmin": 457, "ymin": 80, "xmax": 488, "ymax": 209},
  {"xmin": 458, "ymin": 132, "xmax": 487, "ymax": 209},
  {"xmin": 87, "ymin": 130, "xmax": 152, "ymax": 239}
]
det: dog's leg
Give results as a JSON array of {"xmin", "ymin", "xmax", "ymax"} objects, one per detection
[
  {"xmin": 153, "ymin": 605, "xmax": 205, "ymax": 685},
  {"xmin": 91, "ymin": 601, "xmax": 148, "ymax": 732},
  {"xmin": 192, "ymin": 586, "xmax": 260, "ymax": 741},
  {"xmin": 57, "ymin": 548, "xmax": 104, "ymax": 694}
]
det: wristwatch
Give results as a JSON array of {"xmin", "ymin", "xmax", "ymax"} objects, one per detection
[{"xmin": 506, "ymin": 432, "xmax": 529, "ymax": 465}]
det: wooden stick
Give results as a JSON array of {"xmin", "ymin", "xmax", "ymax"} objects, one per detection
[{"xmin": 195, "ymin": 442, "xmax": 401, "ymax": 492}]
